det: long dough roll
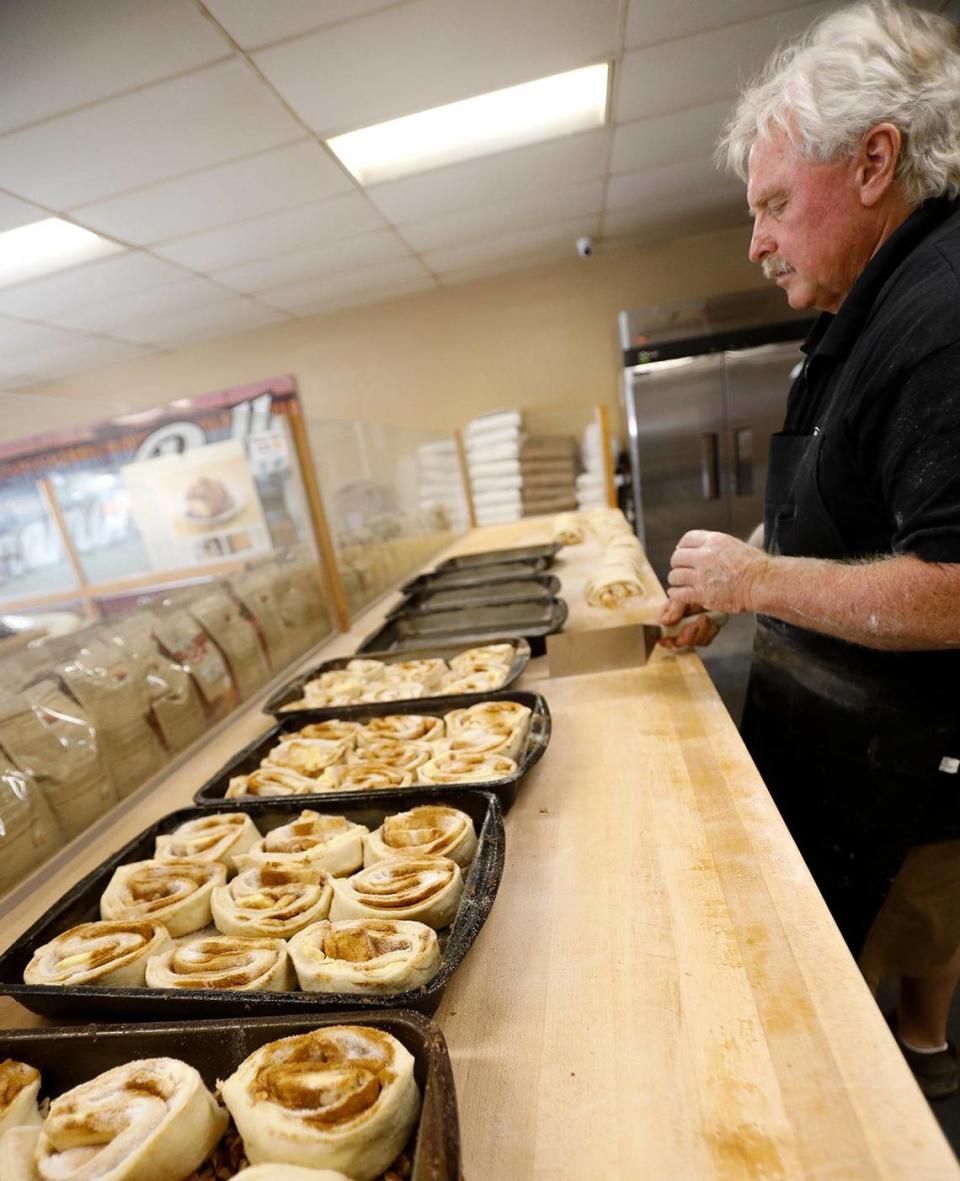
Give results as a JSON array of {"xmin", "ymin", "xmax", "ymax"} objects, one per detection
[
  {"xmin": 364, "ymin": 805, "xmax": 477, "ymax": 868},
  {"xmin": 100, "ymin": 860, "xmax": 225, "ymax": 937},
  {"xmin": 288, "ymin": 919, "xmax": 440, "ymax": 993},
  {"xmin": 212, "ymin": 864, "xmax": 333, "ymax": 939},
  {"xmin": 0, "ymin": 1059, "xmax": 41, "ymax": 1134},
  {"xmin": 154, "ymin": 812, "xmax": 259, "ymax": 872},
  {"xmin": 23, "ymin": 920, "xmax": 174, "ymax": 987},
  {"xmin": 36, "ymin": 1058, "xmax": 227, "ymax": 1181},
  {"xmin": 145, "ymin": 935, "xmax": 294, "ymax": 991},
  {"xmin": 330, "ymin": 856, "xmax": 463, "ymax": 929},
  {"xmin": 221, "ymin": 1026, "xmax": 419, "ymax": 1181},
  {"xmin": 417, "ymin": 750, "xmax": 517, "ymax": 785},
  {"xmin": 238, "ymin": 812, "xmax": 366, "ymax": 877},
  {"xmin": 356, "ymin": 715, "xmax": 445, "ymax": 745}
]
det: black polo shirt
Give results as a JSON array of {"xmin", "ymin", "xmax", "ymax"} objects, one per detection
[{"xmin": 784, "ymin": 195, "xmax": 960, "ymax": 562}]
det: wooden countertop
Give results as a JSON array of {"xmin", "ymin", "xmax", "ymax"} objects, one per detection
[{"xmin": 1, "ymin": 519, "xmax": 957, "ymax": 1179}]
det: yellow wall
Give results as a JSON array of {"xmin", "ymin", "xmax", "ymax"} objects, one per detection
[{"xmin": 1, "ymin": 222, "xmax": 764, "ymax": 445}]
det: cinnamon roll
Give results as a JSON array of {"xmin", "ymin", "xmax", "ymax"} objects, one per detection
[
  {"xmin": 344, "ymin": 658, "xmax": 386, "ymax": 681},
  {"xmin": 280, "ymin": 688, "xmax": 351, "ymax": 711},
  {"xmin": 348, "ymin": 739, "xmax": 432, "ymax": 774},
  {"xmin": 0, "ymin": 1125, "xmax": 41, "ymax": 1181},
  {"xmin": 417, "ymin": 750, "xmax": 517, "ymax": 785},
  {"xmin": 449, "ymin": 643, "xmax": 514, "ymax": 670},
  {"xmin": 212, "ymin": 864, "xmax": 333, "ymax": 939},
  {"xmin": 0, "ymin": 1060, "xmax": 41, "ymax": 1134},
  {"xmin": 263, "ymin": 738, "xmax": 350, "ymax": 778},
  {"xmin": 364, "ymin": 805, "xmax": 478, "ymax": 869},
  {"xmin": 145, "ymin": 935, "xmax": 294, "ymax": 991},
  {"xmin": 239, "ymin": 812, "xmax": 367, "ymax": 877},
  {"xmin": 357, "ymin": 714, "xmax": 445, "ymax": 745},
  {"xmin": 445, "ymin": 699, "xmax": 532, "ymax": 738},
  {"xmin": 330, "ymin": 856, "xmax": 463, "ymax": 929},
  {"xmin": 288, "ymin": 919, "xmax": 440, "ymax": 993},
  {"xmin": 319, "ymin": 764, "xmax": 414, "ymax": 792},
  {"xmin": 23, "ymin": 920, "xmax": 173, "ymax": 987},
  {"xmin": 154, "ymin": 813, "xmax": 259, "ymax": 872},
  {"xmin": 36, "ymin": 1058, "xmax": 227, "ymax": 1181},
  {"xmin": 314, "ymin": 671, "xmax": 367, "ymax": 694},
  {"xmin": 441, "ymin": 725, "xmax": 523, "ymax": 762},
  {"xmin": 380, "ymin": 658, "xmax": 445, "ymax": 690},
  {"xmin": 295, "ymin": 720, "xmax": 361, "ymax": 746},
  {"xmin": 225, "ymin": 767, "xmax": 319, "ymax": 799},
  {"xmin": 359, "ymin": 681, "xmax": 424, "ymax": 703},
  {"xmin": 436, "ymin": 668, "xmax": 506, "ymax": 695},
  {"xmin": 221, "ymin": 1026, "xmax": 419, "ymax": 1181},
  {"xmin": 100, "ymin": 860, "xmax": 226, "ymax": 937}
]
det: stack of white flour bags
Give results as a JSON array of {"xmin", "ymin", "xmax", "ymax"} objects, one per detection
[
  {"xmin": 464, "ymin": 411, "xmax": 527, "ymax": 526},
  {"xmin": 415, "ymin": 438, "xmax": 470, "ymax": 530},
  {"xmin": 576, "ymin": 420, "xmax": 617, "ymax": 510}
]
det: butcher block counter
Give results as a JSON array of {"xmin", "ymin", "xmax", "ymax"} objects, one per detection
[{"xmin": 1, "ymin": 517, "xmax": 956, "ymax": 1180}]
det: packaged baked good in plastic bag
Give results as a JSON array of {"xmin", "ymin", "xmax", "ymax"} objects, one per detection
[
  {"xmin": 0, "ymin": 684, "xmax": 115, "ymax": 841},
  {"xmin": 0, "ymin": 757, "xmax": 64, "ymax": 895},
  {"xmin": 229, "ymin": 570, "xmax": 291, "ymax": 673},
  {"xmin": 188, "ymin": 588, "xmax": 270, "ymax": 701},
  {"xmin": 152, "ymin": 606, "xmax": 238, "ymax": 722},
  {"xmin": 275, "ymin": 557, "xmax": 332, "ymax": 646}
]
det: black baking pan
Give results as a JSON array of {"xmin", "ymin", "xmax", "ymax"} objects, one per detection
[
  {"xmin": 400, "ymin": 556, "xmax": 550, "ymax": 591},
  {"xmin": 194, "ymin": 689, "xmax": 550, "ymax": 812},
  {"xmin": 0, "ymin": 1009, "xmax": 459, "ymax": 1181},
  {"xmin": 263, "ymin": 637, "xmax": 532, "ymax": 718},
  {"xmin": 433, "ymin": 542, "xmax": 561, "ymax": 572},
  {"xmin": 0, "ymin": 790, "xmax": 503, "ymax": 1023},
  {"xmin": 390, "ymin": 573, "xmax": 560, "ymax": 616},
  {"xmin": 357, "ymin": 597, "xmax": 567, "ymax": 657}
]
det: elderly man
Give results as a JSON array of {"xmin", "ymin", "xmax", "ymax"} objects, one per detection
[{"xmin": 659, "ymin": 0, "xmax": 960, "ymax": 1097}]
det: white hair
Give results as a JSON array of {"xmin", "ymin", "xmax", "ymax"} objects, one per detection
[{"xmin": 719, "ymin": 1, "xmax": 960, "ymax": 203}]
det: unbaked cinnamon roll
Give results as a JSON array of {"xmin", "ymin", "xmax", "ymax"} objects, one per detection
[
  {"xmin": 436, "ymin": 668, "xmax": 506, "ymax": 695},
  {"xmin": 100, "ymin": 860, "xmax": 226, "ymax": 937},
  {"xmin": 344, "ymin": 658, "xmax": 386, "ymax": 681},
  {"xmin": 211, "ymin": 864, "xmax": 333, "ymax": 939},
  {"xmin": 357, "ymin": 714, "xmax": 445, "ymax": 745},
  {"xmin": 239, "ymin": 811, "xmax": 367, "ymax": 877},
  {"xmin": 288, "ymin": 919, "xmax": 440, "ymax": 993},
  {"xmin": 154, "ymin": 812, "xmax": 259, "ymax": 872},
  {"xmin": 23, "ymin": 920, "xmax": 174, "ymax": 987},
  {"xmin": 417, "ymin": 750, "xmax": 517, "ymax": 785},
  {"xmin": 225, "ymin": 767, "xmax": 319, "ymax": 799},
  {"xmin": 348, "ymin": 739, "xmax": 432, "ymax": 774},
  {"xmin": 449, "ymin": 643, "xmax": 514, "ymax": 670},
  {"xmin": 0, "ymin": 1125, "xmax": 41, "ymax": 1180},
  {"xmin": 221, "ymin": 1026, "xmax": 419, "ymax": 1181},
  {"xmin": 295, "ymin": 720, "xmax": 361, "ymax": 746},
  {"xmin": 359, "ymin": 681, "xmax": 425, "ymax": 703},
  {"xmin": 380, "ymin": 658, "xmax": 445, "ymax": 690},
  {"xmin": 441, "ymin": 726, "xmax": 521, "ymax": 761},
  {"xmin": 445, "ymin": 699, "xmax": 532, "ymax": 737},
  {"xmin": 314, "ymin": 670, "xmax": 367, "ymax": 694},
  {"xmin": 330, "ymin": 856, "xmax": 463, "ymax": 929},
  {"xmin": 263, "ymin": 738, "xmax": 350, "ymax": 778},
  {"xmin": 0, "ymin": 1059, "xmax": 41, "ymax": 1134},
  {"xmin": 318, "ymin": 764, "xmax": 415, "ymax": 792},
  {"xmin": 280, "ymin": 688, "xmax": 352, "ymax": 711},
  {"xmin": 364, "ymin": 805, "xmax": 477, "ymax": 868},
  {"xmin": 145, "ymin": 934, "xmax": 294, "ymax": 991},
  {"xmin": 36, "ymin": 1058, "xmax": 227, "ymax": 1181}
]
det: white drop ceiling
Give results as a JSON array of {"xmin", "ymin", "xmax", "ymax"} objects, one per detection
[{"xmin": 0, "ymin": 0, "xmax": 950, "ymax": 389}]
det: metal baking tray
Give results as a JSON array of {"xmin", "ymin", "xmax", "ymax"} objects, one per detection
[
  {"xmin": 434, "ymin": 542, "xmax": 562, "ymax": 572},
  {"xmin": 390, "ymin": 573, "xmax": 560, "ymax": 617},
  {"xmin": 263, "ymin": 637, "xmax": 532, "ymax": 718},
  {"xmin": 358, "ymin": 597, "xmax": 568, "ymax": 657},
  {"xmin": 0, "ymin": 790, "xmax": 503, "ymax": 1022},
  {"xmin": 196, "ymin": 689, "xmax": 550, "ymax": 812},
  {"xmin": 400, "ymin": 557, "xmax": 550, "ymax": 591},
  {"xmin": 0, "ymin": 1009, "xmax": 459, "ymax": 1181}
]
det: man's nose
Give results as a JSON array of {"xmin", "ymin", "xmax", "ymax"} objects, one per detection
[{"xmin": 749, "ymin": 218, "xmax": 772, "ymax": 264}]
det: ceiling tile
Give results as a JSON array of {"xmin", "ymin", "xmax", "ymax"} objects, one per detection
[
  {"xmin": 437, "ymin": 249, "xmax": 577, "ymax": 287},
  {"xmin": 259, "ymin": 257, "xmax": 432, "ymax": 310},
  {"xmin": 398, "ymin": 179, "xmax": 605, "ymax": 253},
  {"xmin": 366, "ymin": 128, "xmax": 610, "ymax": 224},
  {"xmin": 423, "ymin": 215, "xmax": 600, "ymax": 275},
  {"xmin": 606, "ymin": 156, "xmax": 744, "ymax": 212},
  {"xmin": 615, "ymin": 3, "xmax": 832, "ymax": 123},
  {"xmin": 0, "ymin": 60, "xmax": 303, "ymax": 209},
  {"xmin": 0, "ymin": 253, "xmax": 189, "ymax": 319},
  {"xmin": 624, "ymin": 0, "xmax": 814, "ymax": 49},
  {"xmin": 0, "ymin": 191, "xmax": 47, "ymax": 233},
  {"xmin": 213, "ymin": 229, "xmax": 412, "ymax": 293},
  {"xmin": 112, "ymin": 298, "xmax": 287, "ymax": 349},
  {"xmin": 72, "ymin": 141, "xmax": 355, "ymax": 245},
  {"xmin": 0, "ymin": 0, "xmax": 229, "ymax": 135},
  {"xmin": 602, "ymin": 191, "xmax": 750, "ymax": 241},
  {"xmin": 0, "ymin": 320, "xmax": 150, "ymax": 383},
  {"xmin": 254, "ymin": 0, "xmax": 620, "ymax": 137},
  {"xmin": 610, "ymin": 101, "xmax": 734, "ymax": 176},
  {"xmin": 285, "ymin": 276, "xmax": 438, "ymax": 319},
  {"xmin": 153, "ymin": 192, "xmax": 387, "ymax": 272},
  {"xmin": 203, "ymin": 0, "xmax": 399, "ymax": 50},
  {"xmin": 48, "ymin": 277, "xmax": 233, "ymax": 333}
]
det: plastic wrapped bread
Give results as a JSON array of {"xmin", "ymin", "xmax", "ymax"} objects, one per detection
[
  {"xmin": 330, "ymin": 856, "xmax": 463, "ymax": 929},
  {"xmin": 238, "ymin": 812, "xmax": 367, "ymax": 877},
  {"xmin": 221, "ymin": 1026, "xmax": 419, "ymax": 1181},
  {"xmin": 0, "ymin": 1059, "xmax": 41, "ymax": 1134},
  {"xmin": 24, "ymin": 920, "xmax": 174, "ymax": 987},
  {"xmin": 154, "ymin": 812, "xmax": 259, "ymax": 872},
  {"xmin": 36, "ymin": 1058, "xmax": 227, "ymax": 1180},
  {"xmin": 288, "ymin": 918, "xmax": 440, "ymax": 993},
  {"xmin": 212, "ymin": 864, "xmax": 333, "ymax": 939},
  {"xmin": 0, "ymin": 761, "xmax": 64, "ymax": 895},
  {"xmin": 100, "ymin": 860, "xmax": 226, "ymax": 937},
  {"xmin": 145, "ymin": 934, "xmax": 294, "ymax": 991},
  {"xmin": 364, "ymin": 805, "xmax": 477, "ymax": 868}
]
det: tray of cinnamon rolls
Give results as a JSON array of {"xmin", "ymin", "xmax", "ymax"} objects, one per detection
[
  {"xmin": 0, "ymin": 790, "xmax": 503, "ymax": 1023},
  {"xmin": 0, "ymin": 1008, "xmax": 460, "ymax": 1179},
  {"xmin": 388, "ymin": 573, "xmax": 560, "ymax": 616},
  {"xmin": 194, "ymin": 690, "xmax": 549, "ymax": 812},
  {"xmin": 264, "ymin": 638, "xmax": 532, "ymax": 716},
  {"xmin": 357, "ymin": 598, "xmax": 567, "ymax": 658}
]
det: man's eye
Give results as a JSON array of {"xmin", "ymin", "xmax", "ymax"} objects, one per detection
[{"xmin": 770, "ymin": 201, "xmax": 787, "ymax": 217}]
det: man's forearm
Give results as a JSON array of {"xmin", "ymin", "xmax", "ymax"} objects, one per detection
[{"xmin": 746, "ymin": 552, "xmax": 960, "ymax": 650}]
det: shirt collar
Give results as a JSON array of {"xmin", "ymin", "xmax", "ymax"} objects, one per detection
[{"xmin": 803, "ymin": 195, "xmax": 960, "ymax": 360}]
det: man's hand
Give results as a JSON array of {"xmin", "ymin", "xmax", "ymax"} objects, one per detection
[
  {"xmin": 657, "ymin": 597, "xmax": 722, "ymax": 649},
  {"xmin": 666, "ymin": 530, "xmax": 769, "ymax": 615}
]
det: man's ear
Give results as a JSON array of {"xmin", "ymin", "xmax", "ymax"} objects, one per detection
[{"xmin": 858, "ymin": 122, "xmax": 901, "ymax": 207}]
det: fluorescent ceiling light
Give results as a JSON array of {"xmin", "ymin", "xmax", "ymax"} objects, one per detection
[
  {"xmin": 327, "ymin": 62, "xmax": 610, "ymax": 186},
  {"xmin": 0, "ymin": 218, "xmax": 123, "ymax": 289}
]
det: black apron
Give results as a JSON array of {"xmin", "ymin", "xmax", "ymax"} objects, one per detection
[{"xmin": 741, "ymin": 418, "xmax": 960, "ymax": 956}]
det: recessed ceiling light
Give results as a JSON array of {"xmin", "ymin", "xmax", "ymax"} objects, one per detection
[
  {"xmin": 327, "ymin": 62, "xmax": 610, "ymax": 186},
  {"xmin": 0, "ymin": 218, "xmax": 123, "ymax": 289}
]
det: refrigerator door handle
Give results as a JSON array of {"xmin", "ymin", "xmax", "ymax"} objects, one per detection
[
  {"xmin": 700, "ymin": 432, "xmax": 719, "ymax": 500},
  {"xmin": 733, "ymin": 427, "xmax": 754, "ymax": 496}
]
